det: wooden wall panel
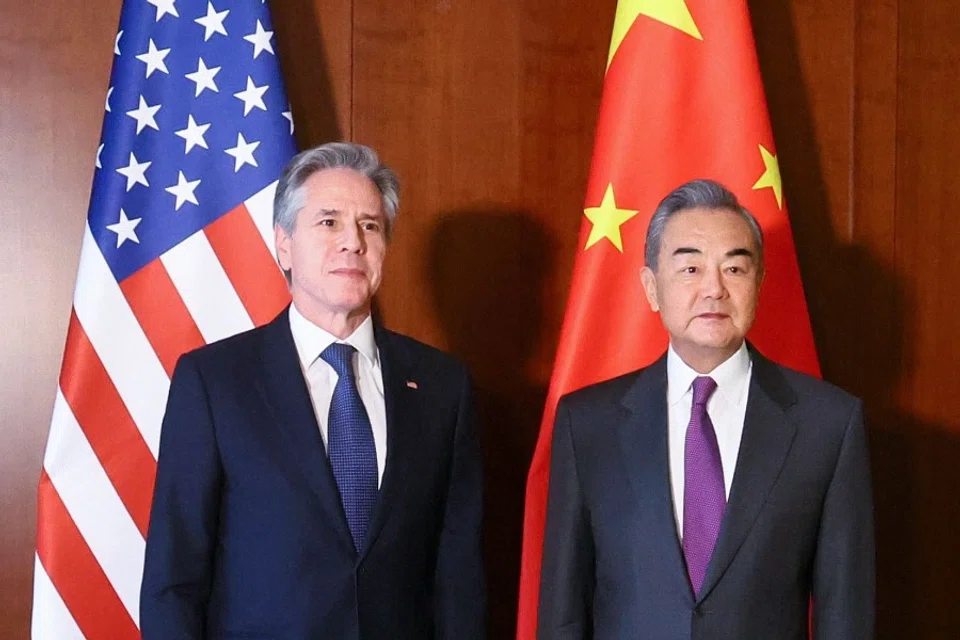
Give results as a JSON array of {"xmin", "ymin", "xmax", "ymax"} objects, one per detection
[
  {"xmin": 848, "ymin": 1, "xmax": 911, "ymax": 636},
  {"xmin": 853, "ymin": 0, "xmax": 899, "ymax": 255},
  {"xmin": 849, "ymin": 2, "xmax": 906, "ymax": 636},
  {"xmin": 273, "ymin": 0, "xmax": 354, "ymax": 144},
  {"xmin": 350, "ymin": 1, "xmax": 613, "ymax": 634},
  {"xmin": 4, "ymin": 0, "xmax": 960, "ymax": 637},
  {"xmin": 352, "ymin": 0, "xmax": 523, "ymax": 338},
  {"xmin": 754, "ymin": 0, "xmax": 959, "ymax": 636},
  {"xmin": 885, "ymin": 0, "xmax": 960, "ymax": 635},
  {"xmin": 751, "ymin": 0, "xmax": 858, "ymax": 370},
  {"xmin": 896, "ymin": 0, "xmax": 960, "ymax": 427},
  {"xmin": 0, "ymin": 0, "xmax": 121, "ymax": 636},
  {"xmin": 753, "ymin": 0, "xmax": 960, "ymax": 635},
  {"xmin": 516, "ymin": 1, "xmax": 617, "ymax": 382}
]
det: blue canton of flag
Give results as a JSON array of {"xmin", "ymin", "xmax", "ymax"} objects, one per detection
[{"xmin": 93, "ymin": 0, "xmax": 297, "ymax": 281}]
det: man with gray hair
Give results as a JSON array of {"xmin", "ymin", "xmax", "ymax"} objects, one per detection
[
  {"xmin": 538, "ymin": 179, "xmax": 874, "ymax": 638},
  {"xmin": 141, "ymin": 142, "xmax": 486, "ymax": 639}
]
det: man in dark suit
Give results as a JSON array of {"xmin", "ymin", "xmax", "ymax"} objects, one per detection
[
  {"xmin": 538, "ymin": 179, "xmax": 874, "ymax": 639},
  {"xmin": 140, "ymin": 142, "xmax": 486, "ymax": 639}
]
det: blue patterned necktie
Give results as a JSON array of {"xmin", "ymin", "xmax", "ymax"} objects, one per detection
[
  {"xmin": 683, "ymin": 375, "xmax": 726, "ymax": 596},
  {"xmin": 320, "ymin": 343, "xmax": 378, "ymax": 551}
]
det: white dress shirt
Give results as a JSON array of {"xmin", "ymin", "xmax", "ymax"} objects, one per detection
[
  {"xmin": 288, "ymin": 303, "xmax": 387, "ymax": 486},
  {"xmin": 667, "ymin": 341, "xmax": 752, "ymax": 535}
]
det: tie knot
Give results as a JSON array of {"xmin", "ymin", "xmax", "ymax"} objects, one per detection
[
  {"xmin": 692, "ymin": 376, "xmax": 717, "ymax": 407},
  {"xmin": 320, "ymin": 342, "xmax": 356, "ymax": 378}
]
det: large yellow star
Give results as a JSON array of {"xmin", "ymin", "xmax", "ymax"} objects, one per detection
[
  {"xmin": 607, "ymin": 0, "xmax": 703, "ymax": 69},
  {"xmin": 584, "ymin": 184, "xmax": 639, "ymax": 252},
  {"xmin": 751, "ymin": 144, "xmax": 783, "ymax": 209}
]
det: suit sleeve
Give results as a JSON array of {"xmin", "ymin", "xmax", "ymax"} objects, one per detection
[
  {"xmin": 812, "ymin": 399, "xmax": 875, "ymax": 639},
  {"xmin": 140, "ymin": 354, "xmax": 222, "ymax": 639},
  {"xmin": 433, "ymin": 368, "xmax": 487, "ymax": 639},
  {"xmin": 538, "ymin": 398, "xmax": 594, "ymax": 640}
]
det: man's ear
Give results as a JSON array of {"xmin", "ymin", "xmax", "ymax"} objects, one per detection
[
  {"xmin": 275, "ymin": 224, "xmax": 292, "ymax": 272},
  {"xmin": 640, "ymin": 266, "xmax": 660, "ymax": 312}
]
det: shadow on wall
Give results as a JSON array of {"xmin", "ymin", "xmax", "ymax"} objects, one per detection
[
  {"xmin": 271, "ymin": 0, "xmax": 343, "ymax": 146},
  {"xmin": 426, "ymin": 207, "xmax": 555, "ymax": 639},
  {"xmin": 749, "ymin": 1, "xmax": 960, "ymax": 634},
  {"xmin": 818, "ymin": 245, "xmax": 960, "ymax": 639}
]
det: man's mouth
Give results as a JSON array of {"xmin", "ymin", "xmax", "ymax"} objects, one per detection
[{"xmin": 330, "ymin": 268, "xmax": 365, "ymax": 277}]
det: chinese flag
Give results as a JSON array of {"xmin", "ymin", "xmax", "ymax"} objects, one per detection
[{"xmin": 516, "ymin": 1, "xmax": 820, "ymax": 637}]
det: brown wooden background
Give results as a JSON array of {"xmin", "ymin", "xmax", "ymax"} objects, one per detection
[{"xmin": 1, "ymin": 0, "xmax": 957, "ymax": 637}]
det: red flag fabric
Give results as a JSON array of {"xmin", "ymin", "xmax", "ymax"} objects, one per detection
[{"xmin": 516, "ymin": 1, "xmax": 820, "ymax": 637}]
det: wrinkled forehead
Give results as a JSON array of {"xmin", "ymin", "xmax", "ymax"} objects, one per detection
[
  {"xmin": 661, "ymin": 207, "xmax": 759, "ymax": 255},
  {"xmin": 299, "ymin": 168, "xmax": 386, "ymax": 216}
]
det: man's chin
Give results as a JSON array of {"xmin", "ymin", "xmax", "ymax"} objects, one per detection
[
  {"xmin": 686, "ymin": 334, "xmax": 744, "ymax": 354},
  {"xmin": 331, "ymin": 299, "xmax": 372, "ymax": 316},
  {"xmin": 326, "ymin": 286, "xmax": 371, "ymax": 305},
  {"xmin": 294, "ymin": 291, "xmax": 373, "ymax": 316}
]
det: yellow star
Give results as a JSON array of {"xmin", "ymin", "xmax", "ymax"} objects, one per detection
[
  {"xmin": 751, "ymin": 144, "xmax": 783, "ymax": 209},
  {"xmin": 608, "ymin": 0, "xmax": 703, "ymax": 69},
  {"xmin": 584, "ymin": 184, "xmax": 639, "ymax": 252}
]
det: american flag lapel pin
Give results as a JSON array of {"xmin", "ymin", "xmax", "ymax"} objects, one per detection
[{"xmin": 406, "ymin": 381, "xmax": 418, "ymax": 390}]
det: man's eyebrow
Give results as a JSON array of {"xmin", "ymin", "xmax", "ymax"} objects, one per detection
[{"xmin": 670, "ymin": 247, "xmax": 756, "ymax": 259}]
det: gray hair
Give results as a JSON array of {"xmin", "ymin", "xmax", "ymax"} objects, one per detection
[
  {"xmin": 644, "ymin": 178, "xmax": 764, "ymax": 272},
  {"xmin": 273, "ymin": 142, "xmax": 400, "ymax": 238}
]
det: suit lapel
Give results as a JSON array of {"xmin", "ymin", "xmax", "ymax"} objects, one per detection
[
  {"xmin": 357, "ymin": 325, "xmax": 424, "ymax": 559},
  {"xmin": 698, "ymin": 348, "xmax": 799, "ymax": 600},
  {"xmin": 256, "ymin": 309, "xmax": 355, "ymax": 554},
  {"xmin": 618, "ymin": 356, "xmax": 692, "ymax": 598}
]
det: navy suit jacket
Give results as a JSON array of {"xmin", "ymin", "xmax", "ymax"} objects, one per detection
[
  {"xmin": 140, "ymin": 309, "xmax": 486, "ymax": 639},
  {"xmin": 538, "ymin": 347, "xmax": 874, "ymax": 639}
]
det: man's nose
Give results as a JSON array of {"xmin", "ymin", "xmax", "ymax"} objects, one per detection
[
  {"xmin": 339, "ymin": 222, "xmax": 366, "ymax": 253},
  {"xmin": 700, "ymin": 266, "xmax": 726, "ymax": 298}
]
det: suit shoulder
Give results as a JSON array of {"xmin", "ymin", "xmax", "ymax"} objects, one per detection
[
  {"xmin": 558, "ymin": 367, "xmax": 646, "ymax": 411},
  {"xmin": 777, "ymin": 365, "xmax": 859, "ymax": 404},
  {"xmin": 775, "ymin": 363, "xmax": 860, "ymax": 408},
  {"xmin": 176, "ymin": 323, "xmax": 269, "ymax": 370},
  {"xmin": 379, "ymin": 328, "xmax": 468, "ymax": 376}
]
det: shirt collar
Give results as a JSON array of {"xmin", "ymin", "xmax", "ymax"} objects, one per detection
[
  {"xmin": 666, "ymin": 341, "xmax": 751, "ymax": 407},
  {"xmin": 288, "ymin": 302, "xmax": 380, "ymax": 372}
]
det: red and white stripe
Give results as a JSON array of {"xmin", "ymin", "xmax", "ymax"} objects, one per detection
[{"xmin": 33, "ymin": 182, "xmax": 290, "ymax": 639}]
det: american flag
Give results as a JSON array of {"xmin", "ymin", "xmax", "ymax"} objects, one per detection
[{"xmin": 32, "ymin": 1, "xmax": 296, "ymax": 637}]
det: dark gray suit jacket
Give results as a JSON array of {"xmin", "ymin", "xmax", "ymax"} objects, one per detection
[{"xmin": 538, "ymin": 347, "xmax": 874, "ymax": 639}]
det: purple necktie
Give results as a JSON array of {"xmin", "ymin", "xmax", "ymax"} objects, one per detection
[{"xmin": 683, "ymin": 375, "xmax": 725, "ymax": 596}]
